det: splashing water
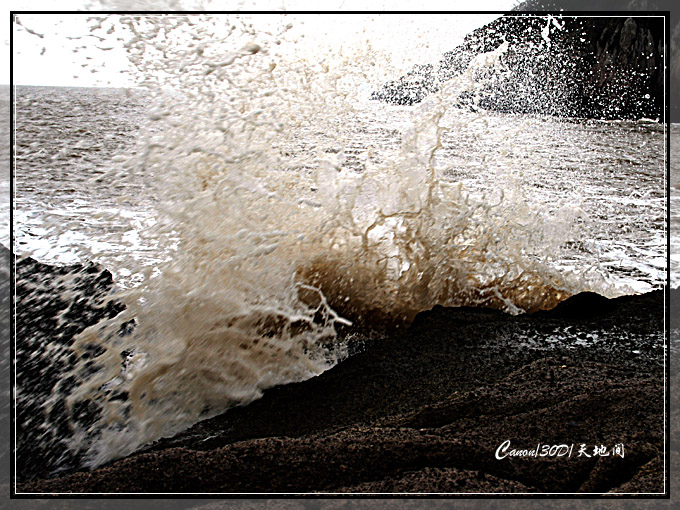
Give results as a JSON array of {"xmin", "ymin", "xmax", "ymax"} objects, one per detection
[{"xmin": 13, "ymin": 14, "xmax": 665, "ymax": 473}]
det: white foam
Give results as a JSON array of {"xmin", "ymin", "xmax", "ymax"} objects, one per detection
[{"xmin": 14, "ymin": 14, "xmax": 666, "ymax": 470}]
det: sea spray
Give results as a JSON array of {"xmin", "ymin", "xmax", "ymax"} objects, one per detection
[{"xmin": 14, "ymin": 14, "xmax": 663, "ymax": 474}]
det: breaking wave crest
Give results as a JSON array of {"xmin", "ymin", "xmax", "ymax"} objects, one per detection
[{"xmin": 27, "ymin": 14, "xmax": 628, "ymax": 470}]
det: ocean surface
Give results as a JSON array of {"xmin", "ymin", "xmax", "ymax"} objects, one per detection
[
  {"xmin": 7, "ymin": 14, "xmax": 671, "ymax": 480},
  {"xmin": 12, "ymin": 87, "xmax": 668, "ymax": 290}
]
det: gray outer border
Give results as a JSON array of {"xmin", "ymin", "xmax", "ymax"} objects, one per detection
[{"xmin": 3, "ymin": 2, "xmax": 676, "ymax": 508}]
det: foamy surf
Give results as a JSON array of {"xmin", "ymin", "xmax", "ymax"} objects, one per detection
[{"xmin": 11, "ymin": 13, "xmax": 666, "ymax": 475}]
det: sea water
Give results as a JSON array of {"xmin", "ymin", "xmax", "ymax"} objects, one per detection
[{"xmin": 9, "ymin": 14, "xmax": 669, "ymax": 475}]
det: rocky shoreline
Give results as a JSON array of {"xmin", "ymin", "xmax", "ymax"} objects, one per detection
[
  {"xmin": 6, "ymin": 1, "xmax": 677, "ymax": 503},
  {"xmin": 12, "ymin": 247, "xmax": 668, "ymax": 494},
  {"xmin": 10, "ymin": 247, "xmax": 126, "ymax": 482},
  {"xmin": 371, "ymin": 1, "xmax": 673, "ymax": 122}
]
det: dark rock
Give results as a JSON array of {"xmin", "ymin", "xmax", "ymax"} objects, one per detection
[
  {"xmin": 542, "ymin": 291, "xmax": 615, "ymax": 319},
  {"xmin": 12, "ymin": 246, "xmax": 126, "ymax": 481},
  {"xmin": 18, "ymin": 287, "xmax": 665, "ymax": 493},
  {"xmin": 372, "ymin": 2, "xmax": 671, "ymax": 121},
  {"xmin": 9, "ymin": 241, "xmax": 667, "ymax": 493},
  {"xmin": 19, "ymin": 355, "xmax": 664, "ymax": 493}
]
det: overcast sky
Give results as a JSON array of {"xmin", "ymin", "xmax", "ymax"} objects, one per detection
[{"xmin": 5, "ymin": 1, "xmax": 516, "ymax": 88}]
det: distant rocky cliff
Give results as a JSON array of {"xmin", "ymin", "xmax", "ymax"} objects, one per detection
[{"xmin": 371, "ymin": 1, "xmax": 672, "ymax": 121}]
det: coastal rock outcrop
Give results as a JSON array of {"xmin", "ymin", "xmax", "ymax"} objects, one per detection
[
  {"xmin": 19, "ymin": 289, "xmax": 666, "ymax": 493},
  {"xmin": 10, "ymin": 246, "xmax": 126, "ymax": 481},
  {"xmin": 8, "ymin": 241, "xmax": 667, "ymax": 493},
  {"xmin": 372, "ymin": 1, "xmax": 671, "ymax": 121}
]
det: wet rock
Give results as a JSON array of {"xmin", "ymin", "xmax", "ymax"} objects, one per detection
[
  {"xmin": 372, "ymin": 1, "xmax": 671, "ymax": 121},
  {"xmin": 9, "ymin": 244, "xmax": 666, "ymax": 493},
  {"xmin": 18, "ymin": 287, "xmax": 665, "ymax": 493},
  {"xmin": 541, "ymin": 291, "xmax": 614, "ymax": 319},
  {"xmin": 11, "ymin": 246, "xmax": 125, "ymax": 481},
  {"xmin": 19, "ymin": 356, "xmax": 664, "ymax": 494}
]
